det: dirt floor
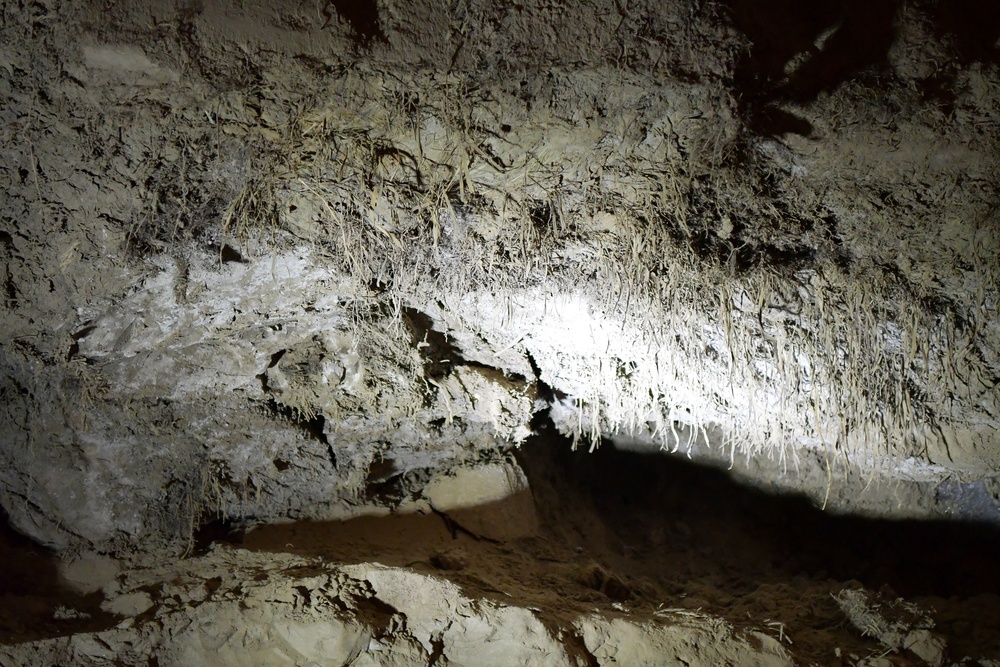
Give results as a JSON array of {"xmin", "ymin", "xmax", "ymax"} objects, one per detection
[
  {"xmin": 2, "ymin": 429, "xmax": 1000, "ymax": 665},
  {"xmin": 207, "ymin": 430, "xmax": 1000, "ymax": 664}
]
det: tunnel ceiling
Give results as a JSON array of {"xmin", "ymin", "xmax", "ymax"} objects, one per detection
[{"xmin": 0, "ymin": 0, "xmax": 998, "ymax": 556}]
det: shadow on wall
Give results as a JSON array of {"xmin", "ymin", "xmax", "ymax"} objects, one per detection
[
  {"xmin": 0, "ymin": 509, "xmax": 117, "ymax": 644},
  {"xmin": 519, "ymin": 431, "xmax": 1000, "ymax": 600},
  {"xmin": 722, "ymin": 0, "xmax": 1000, "ymax": 137}
]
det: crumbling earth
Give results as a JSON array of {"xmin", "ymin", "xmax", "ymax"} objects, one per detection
[{"xmin": 1, "ymin": 0, "xmax": 999, "ymax": 664}]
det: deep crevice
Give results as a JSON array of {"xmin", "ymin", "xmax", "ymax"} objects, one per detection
[
  {"xmin": 324, "ymin": 0, "xmax": 386, "ymax": 47},
  {"xmin": 209, "ymin": 243, "xmax": 247, "ymax": 264},
  {"xmin": 191, "ymin": 517, "xmax": 243, "ymax": 555},
  {"xmin": 724, "ymin": 0, "xmax": 901, "ymax": 135},
  {"xmin": 427, "ymin": 634, "xmax": 446, "ymax": 665},
  {"xmin": 3, "ymin": 271, "xmax": 16, "ymax": 309},
  {"xmin": 402, "ymin": 307, "xmax": 458, "ymax": 382},
  {"xmin": 261, "ymin": 399, "xmax": 329, "ymax": 449}
]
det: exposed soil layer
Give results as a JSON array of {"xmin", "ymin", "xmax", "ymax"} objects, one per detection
[
  {"xmin": 1, "ymin": 0, "xmax": 998, "ymax": 564},
  {"xmin": 0, "ymin": 0, "xmax": 998, "ymax": 662},
  {"xmin": 230, "ymin": 429, "xmax": 1000, "ymax": 666}
]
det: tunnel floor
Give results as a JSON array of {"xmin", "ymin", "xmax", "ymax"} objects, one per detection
[
  {"xmin": 2, "ymin": 431, "xmax": 1000, "ymax": 664},
  {"xmin": 232, "ymin": 430, "xmax": 1000, "ymax": 665}
]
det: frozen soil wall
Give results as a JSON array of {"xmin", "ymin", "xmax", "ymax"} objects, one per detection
[
  {"xmin": 0, "ymin": 0, "xmax": 999, "ymax": 663},
  {"xmin": 2, "ymin": 0, "xmax": 998, "ymax": 557}
]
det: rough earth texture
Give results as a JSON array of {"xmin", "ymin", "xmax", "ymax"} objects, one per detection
[
  {"xmin": 0, "ymin": 548, "xmax": 796, "ymax": 667},
  {"xmin": 1, "ymin": 0, "xmax": 999, "ymax": 664}
]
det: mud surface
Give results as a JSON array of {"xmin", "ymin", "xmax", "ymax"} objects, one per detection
[
  {"xmin": 1, "ymin": 431, "xmax": 999, "ymax": 664},
  {"xmin": 232, "ymin": 430, "xmax": 1000, "ymax": 666}
]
